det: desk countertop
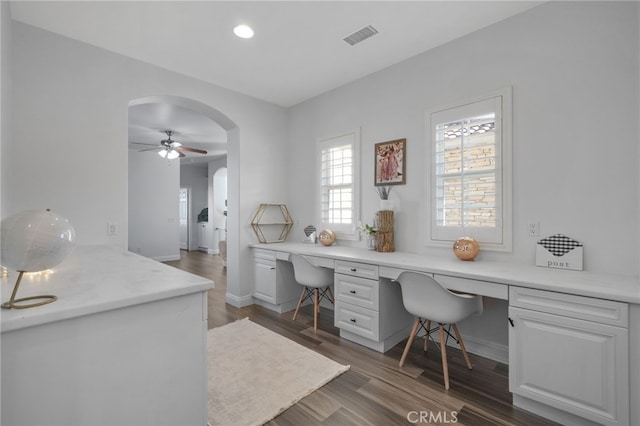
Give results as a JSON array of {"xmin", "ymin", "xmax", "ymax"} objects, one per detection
[
  {"xmin": 1, "ymin": 245, "xmax": 213, "ymax": 333},
  {"xmin": 251, "ymin": 242, "xmax": 640, "ymax": 304}
]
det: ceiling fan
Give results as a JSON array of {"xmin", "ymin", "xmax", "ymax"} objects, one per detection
[{"xmin": 133, "ymin": 130, "xmax": 208, "ymax": 160}]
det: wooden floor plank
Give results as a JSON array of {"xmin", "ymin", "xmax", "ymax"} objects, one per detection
[{"xmin": 164, "ymin": 250, "xmax": 560, "ymax": 426}]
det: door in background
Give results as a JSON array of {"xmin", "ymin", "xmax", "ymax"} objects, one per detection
[{"xmin": 179, "ymin": 187, "xmax": 190, "ymax": 250}]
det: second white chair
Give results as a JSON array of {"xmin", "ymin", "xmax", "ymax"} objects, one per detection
[
  {"xmin": 290, "ymin": 254, "xmax": 335, "ymax": 331},
  {"xmin": 395, "ymin": 271, "xmax": 483, "ymax": 390}
]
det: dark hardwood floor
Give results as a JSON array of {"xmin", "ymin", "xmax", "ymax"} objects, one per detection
[{"xmin": 165, "ymin": 250, "xmax": 558, "ymax": 426}]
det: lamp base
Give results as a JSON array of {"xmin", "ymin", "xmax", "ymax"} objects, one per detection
[{"xmin": 1, "ymin": 271, "xmax": 57, "ymax": 310}]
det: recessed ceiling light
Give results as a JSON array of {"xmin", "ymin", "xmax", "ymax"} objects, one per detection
[{"xmin": 233, "ymin": 24, "xmax": 254, "ymax": 39}]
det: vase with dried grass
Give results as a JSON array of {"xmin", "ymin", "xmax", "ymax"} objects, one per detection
[{"xmin": 374, "ymin": 186, "xmax": 394, "ymax": 252}]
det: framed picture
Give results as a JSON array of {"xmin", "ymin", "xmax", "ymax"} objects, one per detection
[{"xmin": 374, "ymin": 138, "xmax": 406, "ymax": 185}]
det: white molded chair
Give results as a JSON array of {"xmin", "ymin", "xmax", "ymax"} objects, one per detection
[
  {"xmin": 395, "ymin": 271, "xmax": 483, "ymax": 390},
  {"xmin": 290, "ymin": 254, "xmax": 335, "ymax": 331}
]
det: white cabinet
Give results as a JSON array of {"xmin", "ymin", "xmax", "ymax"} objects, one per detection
[
  {"xmin": 2, "ymin": 293, "xmax": 208, "ymax": 426},
  {"xmin": 198, "ymin": 222, "xmax": 209, "ymax": 250},
  {"xmin": 254, "ymin": 253, "xmax": 277, "ymax": 303},
  {"xmin": 252, "ymin": 249, "xmax": 300, "ymax": 313},
  {"xmin": 509, "ymin": 287, "xmax": 629, "ymax": 426},
  {"xmin": 334, "ymin": 260, "xmax": 413, "ymax": 353}
]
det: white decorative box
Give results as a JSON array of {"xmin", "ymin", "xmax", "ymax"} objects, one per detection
[{"xmin": 535, "ymin": 234, "xmax": 583, "ymax": 271}]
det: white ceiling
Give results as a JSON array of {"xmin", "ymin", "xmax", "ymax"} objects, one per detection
[
  {"xmin": 10, "ymin": 1, "xmax": 543, "ymax": 108},
  {"xmin": 9, "ymin": 1, "xmax": 543, "ymax": 164}
]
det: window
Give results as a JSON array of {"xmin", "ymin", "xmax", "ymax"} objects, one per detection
[
  {"xmin": 427, "ymin": 88, "xmax": 512, "ymax": 251},
  {"xmin": 318, "ymin": 129, "xmax": 360, "ymax": 239}
]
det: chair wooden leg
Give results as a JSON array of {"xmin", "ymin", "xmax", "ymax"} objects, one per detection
[
  {"xmin": 313, "ymin": 289, "xmax": 319, "ymax": 331},
  {"xmin": 424, "ymin": 320, "xmax": 431, "ymax": 352},
  {"xmin": 453, "ymin": 324, "xmax": 472, "ymax": 370},
  {"xmin": 439, "ymin": 325, "xmax": 450, "ymax": 390},
  {"xmin": 292, "ymin": 287, "xmax": 306, "ymax": 321},
  {"xmin": 326, "ymin": 286, "xmax": 335, "ymax": 304},
  {"xmin": 399, "ymin": 317, "xmax": 421, "ymax": 367}
]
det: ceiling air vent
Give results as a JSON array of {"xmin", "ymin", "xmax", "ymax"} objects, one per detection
[{"xmin": 343, "ymin": 25, "xmax": 379, "ymax": 46}]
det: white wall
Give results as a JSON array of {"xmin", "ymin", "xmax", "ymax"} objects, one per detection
[
  {"xmin": 180, "ymin": 163, "xmax": 209, "ymax": 251},
  {"xmin": 128, "ymin": 150, "xmax": 180, "ymax": 260},
  {"xmin": 1, "ymin": 1, "xmax": 12, "ymax": 219},
  {"xmin": 8, "ymin": 22, "xmax": 289, "ymax": 303},
  {"xmin": 287, "ymin": 1, "xmax": 640, "ymax": 277},
  {"xmin": 0, "ymin": 0, "xmax": 11, "ymax": 413}
]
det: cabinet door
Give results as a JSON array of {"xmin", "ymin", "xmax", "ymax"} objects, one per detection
[
  {"xmin": 509, "ymin": 306, "xmax": 629, "ymax": 426},
  {"xmin": 253, "ymin": 259, "xmax": 276, "ymax": 304},
  {"xmin": 198, "ymin": 223, "xmax": 209, "ymax": 249}
]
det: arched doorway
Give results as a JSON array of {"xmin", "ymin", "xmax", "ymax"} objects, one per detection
[{"xmin": 127, "ymin": 95, "xmax": 238, "ymax": 288}]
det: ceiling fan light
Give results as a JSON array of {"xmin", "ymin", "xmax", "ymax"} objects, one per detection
[
  {"xmin": 158, "ymin": 149, "xmax": 168, "ymax": 158},
  {"xmin": 167, "ymin": 150, "xmax": 180, "ymax": 160}
]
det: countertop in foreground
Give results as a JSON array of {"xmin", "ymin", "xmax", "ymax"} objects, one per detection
[{"xmin": 1, "ymin": 245, "xmax": 213, "ymax": 332}]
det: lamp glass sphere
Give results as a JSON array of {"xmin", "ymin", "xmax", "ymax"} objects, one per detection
[{"xmin": 1, "ymin": 209, "xmax": 76, "ymax": 309}]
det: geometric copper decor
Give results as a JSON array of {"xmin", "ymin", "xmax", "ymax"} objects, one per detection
[{"xmin": 250, "ymin": 203, "xmax": 293, "ymax": 243}]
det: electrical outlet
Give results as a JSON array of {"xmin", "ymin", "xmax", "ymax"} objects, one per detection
[
  {"xmin": 528, "ymin": 222, "xmax": 540, "ymax": 237},
  {"xmin": 107, "ymin": 222, "xmax": 117, "ymax": 236}
]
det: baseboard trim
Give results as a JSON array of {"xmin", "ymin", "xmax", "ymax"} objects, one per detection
[
  {"xmin": 420, "ymin": 330, "xmax": 508, "ymax": 364},
  {"xmin": 152, "ymin": 254, "xmax": 181, "ymax": 262},
  {"xmin": 513, "ymin": 395, "xmax": 600, "ymax": 426},
  {"xmin": 458, "ymin": 334, "xmax": 508, "ymax": 364},
  {"xmin": 225, "ymin": 293, "xmax": 254, "ymax": 308}
]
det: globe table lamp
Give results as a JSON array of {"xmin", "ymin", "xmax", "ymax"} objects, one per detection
[{"xmin": 1, "ymin": 209, "xmax": 76, "ymax": 309}]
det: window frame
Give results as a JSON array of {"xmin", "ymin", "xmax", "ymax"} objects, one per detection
[
  {"xmin": 426, "ymin": 87, "xmax": 512, "ymax": 252},
  {"xmin": 316, "ymin": 128, "xmax": 360, "ymax": 240}
]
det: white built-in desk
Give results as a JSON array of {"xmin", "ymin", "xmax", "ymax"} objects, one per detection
[
  {"xmin": 1, "ymin": 245, "xmax": 213, "ymax": 426},
  {"xmin": 251, "ymin": 242, "xmax": 640, "ymax": 426}
]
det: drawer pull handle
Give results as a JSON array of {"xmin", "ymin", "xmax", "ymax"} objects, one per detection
[
  {"xmin": 349, "ymin": 290, "xmax": 356, "ymax": 294},
  {"xmin": 350, "ymin": 318, "xmax": 357, "ymax": 323},
  {"xmin": 350, "ymin": 268, "xmax": 357, "ymax": 272}
]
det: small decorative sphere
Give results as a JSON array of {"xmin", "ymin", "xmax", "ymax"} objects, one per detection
[
  {"xmin": 318, "ymin": 229, "xmax": 337, "ymax": 246},
  {"xmin": 1, "ymin": 209, "xmax": 76, "ymax": 272},
  {"xmin": 453, "ymin": 237, "xmax": 480, "ymax": 261}
]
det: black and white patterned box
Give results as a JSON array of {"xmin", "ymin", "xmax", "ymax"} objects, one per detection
[{"xmin": 535, "ymin": 234, "xmax": 583, "ymax": 271}]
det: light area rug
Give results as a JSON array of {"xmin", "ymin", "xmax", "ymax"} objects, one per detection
[{"xmin": 207, "ymin": 318, "xmax": 350, "ymax": 426}]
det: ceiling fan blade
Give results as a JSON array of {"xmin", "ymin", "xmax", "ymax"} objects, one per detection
[
  {"xmin": 138, "ymin": 147, "xmax": 162, "ymax": 152},
  {"xmin": 179, "ymin": 151, "xmax": 186, "ymax": 158},
  {"xmin": 130, "ymin": 142, "xmax": 159, "ymax": 147},
  {"xmin": 178, "ymin": 146, "xmax": 208, "ymax": 155}
]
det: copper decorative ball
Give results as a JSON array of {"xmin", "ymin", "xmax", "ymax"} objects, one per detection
[
  {"xmin": 453, "ymin": 237, "xmax": 480, "ymax": 261},
  {"xmin": 318, "ymin": 229, "xmax": 337, "ymax": 246}
]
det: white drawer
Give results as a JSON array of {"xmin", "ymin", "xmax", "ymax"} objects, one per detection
[
  {"xmin": 277, "ymin": 252, "xmax": 335, "ymax": 269},
  {"xmin": 435, "ymin": 274, "xmax": 508, "ymax": 300},
  {"xmin": 509, "ymin": 286, "xmax": 628, "ymax": 327},
  {"xmin": 335, "ymin": 260, "xmax": 379, "ymax": 280},
  {"xmin": 334, "ymin": 301, "xmax": 379, "ymax": 340},
  {"xmin": 334, "ymin": 273, "xmax": 379, "ymax": 311},
  {"xmin": 307, "ymin": 256, "xmax": 335, "ymax": 269},
  {"xmin": 253, "ymin": 248, "xmax": 276, "ymax": 261}
]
